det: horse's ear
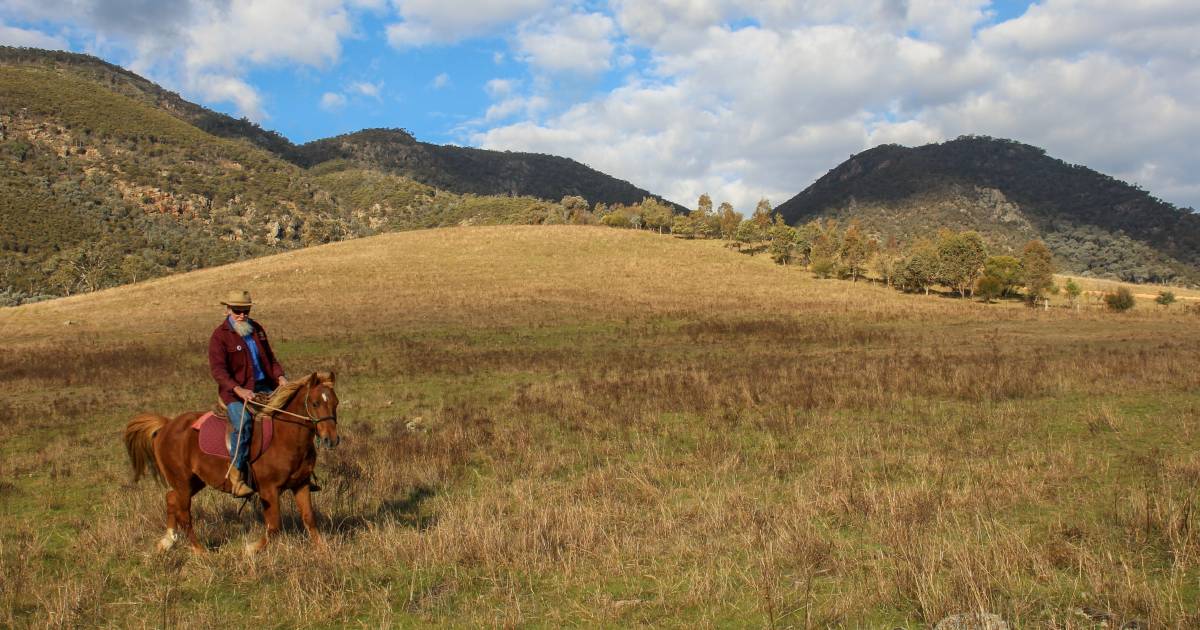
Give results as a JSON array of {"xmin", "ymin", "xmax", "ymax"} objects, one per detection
[
  {"xmin": 315, "ymin": 371, "xmax": 335, "ymax": 386},
  {"xmin": 327, "ymin": 371, "xmax": 335, "ymax": 386}
]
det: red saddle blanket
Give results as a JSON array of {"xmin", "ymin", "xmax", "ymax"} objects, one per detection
[{"xmin": 192, "ymin": 412, "xmax": 274, "ymax": 461}]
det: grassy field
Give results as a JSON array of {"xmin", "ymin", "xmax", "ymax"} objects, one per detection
[{"xmin": 2, "ymin": 225, "xmax": 1199, "ymax": 628}]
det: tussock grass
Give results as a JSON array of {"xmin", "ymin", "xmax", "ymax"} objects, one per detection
[{"xmin": 2, "ymin": 225, "xmax": 1199, "ymax": 626}]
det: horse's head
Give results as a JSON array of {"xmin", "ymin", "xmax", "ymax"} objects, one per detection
[{"xmin": 302, "ymin": 372, "xmax": 340, "ymax": 449}]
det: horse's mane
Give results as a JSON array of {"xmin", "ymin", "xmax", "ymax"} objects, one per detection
[{"xmin": 263, "ymin": 372, "xmax": 335, "ymax": 411}]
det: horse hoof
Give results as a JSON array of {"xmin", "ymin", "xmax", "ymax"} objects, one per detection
[{"xmin": 156, "ymin": 529, "xmax": 178, "ymax": 551}]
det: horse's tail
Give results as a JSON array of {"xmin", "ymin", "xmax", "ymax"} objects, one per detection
[{"xmin": 124, "ymin": 413, "xmax": 167, "ymax": 484}]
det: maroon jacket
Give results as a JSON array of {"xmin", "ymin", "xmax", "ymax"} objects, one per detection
[{"xmin": 208, "ymin": 318, "xmax": 285, "ymax": 404}]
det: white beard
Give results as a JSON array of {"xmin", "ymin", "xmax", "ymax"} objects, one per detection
[{"xmin": 231, "ymin": 318, "xmax": 254, "ymax": 337}]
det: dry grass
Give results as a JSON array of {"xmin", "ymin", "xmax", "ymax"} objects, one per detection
[{"xmin": 2, "ymin": 225, "xmax": 1199, "ymax": 627}]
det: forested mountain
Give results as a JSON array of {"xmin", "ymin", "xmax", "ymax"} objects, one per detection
[
  {"xmin": 0, "ymin": 48, "xmax": 676, "ymax": 304},
  {"xmin": 0, "ymin": 47, "xmax": 671, "ymax": 209},
  {"xmin": 0, "ymin": 47, "xmax": 300, "ymax": 159},
  {"xmin": 776, "ymin": 136, "xmax": 1200, "ymax": 283},
  {"xmin": 295, "ymin": 129, "xmax": 678, "ymax": 210}
]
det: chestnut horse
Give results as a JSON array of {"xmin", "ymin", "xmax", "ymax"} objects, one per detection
[{"xmin": 123, "ymin": 372, "xmax": 340, "ymax": 553}]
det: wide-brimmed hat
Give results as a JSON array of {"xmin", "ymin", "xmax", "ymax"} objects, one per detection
[{"xmin": 219, "ymin": 290, "xmax": 254, "ymax": 307}]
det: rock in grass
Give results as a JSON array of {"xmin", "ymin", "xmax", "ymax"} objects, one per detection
[{"xmin": 934, "ymin": 612, "xmax": 1009, "ymax": 630}]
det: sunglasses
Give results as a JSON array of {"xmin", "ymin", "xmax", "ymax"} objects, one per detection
[{"xmin": 230, "ymin": 308, "xmax": 251, "ymax": 315}]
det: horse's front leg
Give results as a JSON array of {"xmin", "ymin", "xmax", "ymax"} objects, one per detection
[
  {"xmin": 293, "ymin": 484, "xmax": 325, "ymax": 548},
  {"xmin": 246, "ymin": 485, "xmax": 281, "ymax": 554}
]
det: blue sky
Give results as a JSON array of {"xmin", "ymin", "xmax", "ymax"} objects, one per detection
[{"xmin": 1, "ymin": 1, "xmax": 1198, "ymax": 212}]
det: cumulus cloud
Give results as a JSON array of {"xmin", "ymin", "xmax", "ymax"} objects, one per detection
[
  {"xmin": 190, "ymin": 73, "xmax": 266, "ymax": 120},
  {"xmin": 0, "ymin": 21, "xmax": 68, "ymax": 49},
  {"xmin": 386, "ymin": 0, "xmax": 551, "ymax": 47},
  {"xmin": 485, "ymin": 78, "xmax": 519, "ymax": 98},
  {"xmin": 516, "ymin": 11, "xmax": 617, "ymax": 74},
  {"xmin": 485, "ymin": 94, "xmax": 549, "ymax": 123},
  {"xmin": 319, "ymin": 91, "xmax": 347, "ymax": 111},
  {"xmin": 5, "ymin": 0, "xmax": 1199, "ymax": 212},
  {"xmin": 2, "ymin": 0, "xmax": 360, "ymax": 121},
  {"xmin": 476, "ymin": 0, "xmax": 1200, "ymax": 211},
  {"xmin": 479, "ymin": 12, "xmax": 997, "ymax": 208},
  {"xmin": 182, "ymin": 0, "xmax": 351, "ymax": 72},
  {"xmin": 2, "ymin": 0, "xmax": 192, "ymax": 40},
  {"xmin": 980, "ymin": 0, "xmax": 1200, "ymax": 61},
  {"xmin": 350, "ymin": 80, "xmax": 383, "ymax": 99}
]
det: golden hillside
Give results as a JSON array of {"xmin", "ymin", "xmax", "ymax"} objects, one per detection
[{"xmin": 2, "ymin": 225, "xmax": 1199, "ymax": 627}]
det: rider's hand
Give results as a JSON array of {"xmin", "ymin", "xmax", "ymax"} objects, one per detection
[
  {"xmin": 234, "ymin": 386, "xmax": 254, "ymax": 402},
  {"xmin": 278, "ymin": 375, "xmax": 289, "ymax": 386}
]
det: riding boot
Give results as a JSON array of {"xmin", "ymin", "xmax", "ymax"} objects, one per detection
[{"xmin": 228, "ymin": 467, "xmax": 254, "ymax": 497}]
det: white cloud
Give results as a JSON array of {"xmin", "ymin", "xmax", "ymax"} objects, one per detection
[
  {"xmin": 386, "ymin": 0, "xmax": 551, "ymax": 47},
  {"xmin": 350, "ymin": 80, "xmax": 383, "ymax": 98},
  {"xmin": 2, "ymin": 0, "xmax": 360, "ymax": 121},
  {"xmin": 183, "ymin": 0, "xmax": 351, "ymax": 71},
  {"xmin": 0, "ymin": 21, "xmax": 68, "ymax": 49},
  {"xmin": 173, "ymin": 0, "xmax": 353, "ymax": 120},
  {"xmin": 904, "ymin": 0, "xmax": 990, "ymax": 46},
  {"xmin": 516, "ymin": 12, "xmax": 616, "ymax": 74},
  {"xmin": 319, "ymin": 91, "xmax": 347, "ymax": 111},
  {"xmin": 189, "ymin": 73, "xmax": 266, "ymax": 121},
  {"xmin": 485, "ymin": 78, "xmax": 518, "ymax": 98},
  {"xmin": 980, "ymin": 0, "xmax": 1200, "ymax": 60},
  {"xmin": 485, "ymin": 94, "xmax": 549, "ymax": 122},
  {"xmin": 431, "ymin": 72, "xmax": 450, "ymax": 89},
  {"xmin": 5, "ymin": 0, "xmax": 1200, "ymax": 212},
  {"xmin": 475, "ymin": 0, "xmax": 1200, "ymax": 211}
]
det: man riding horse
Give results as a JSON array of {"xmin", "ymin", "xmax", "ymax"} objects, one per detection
[{"xmin": 208, "ymin": 290, "xmax": 288, "ymax": 497}]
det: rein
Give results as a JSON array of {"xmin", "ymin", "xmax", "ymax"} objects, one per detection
[{"xmin": 247, "ymin": 382, "xmax": 336, "ymax": 430}]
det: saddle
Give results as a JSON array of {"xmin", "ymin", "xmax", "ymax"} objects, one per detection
[{"xmin": 192, "ymin": 410, "xmax": 275, "ymax": 461}]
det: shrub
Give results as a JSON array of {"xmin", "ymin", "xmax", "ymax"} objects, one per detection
[
  {"xmin": 1063, "ymin": 278, "xmax": 1082, "ymax": 308},
  {"xmin": 1104, "ymin": 287, "xmax": 1136, "ymax": 311},
  {"xmin": 975, "ymin": 275, "xmax": 1004, "ymax": 303},
  {"xmin": 810, "ymin": 257, "xmax": 836, "ymax": 278},
  {"xmin": 1155, "ymin": 291, "xmax": 1176, "ymax": 307}
]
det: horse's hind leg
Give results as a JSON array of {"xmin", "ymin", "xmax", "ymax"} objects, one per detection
[
  {"xmin": 175, "ymin": 477, "xmax": 205, "ymax": 552},
  {"xmin": 157, "ymin": 489, "xmax": 180, "ymax": 551}
]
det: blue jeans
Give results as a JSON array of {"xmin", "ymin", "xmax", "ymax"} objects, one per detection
[{"xmin": 226, "ymin": 380, "xmax": 274, "ymax": 471}]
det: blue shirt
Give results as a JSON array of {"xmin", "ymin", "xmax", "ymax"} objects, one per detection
[{"xmin": 229, "ymin": 316, "xmax": 267, "ymax": 382}]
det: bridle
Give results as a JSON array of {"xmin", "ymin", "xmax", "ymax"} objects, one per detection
[{"xmin": 249, "ymin": 381, "xmax": 337, "ymax": 431}]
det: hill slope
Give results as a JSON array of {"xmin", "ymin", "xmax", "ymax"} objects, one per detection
[
  {"xmin": 775, "ymin": 136, "xmax": 1200, "ymax": 283},
  {"xmin": 0, "ymin": 47, "xmax": 299, "ymax": 158},
  {"xmin": 0, "ymin": 51, "xmax": 619, "ymax": 303},
  {"xmin": 296, "ymin": 129, "xmax": 681, "ymax": 211},
  {"xmin": 0, "ymin": 47, "xmax": 676, "ymax": 210}
]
